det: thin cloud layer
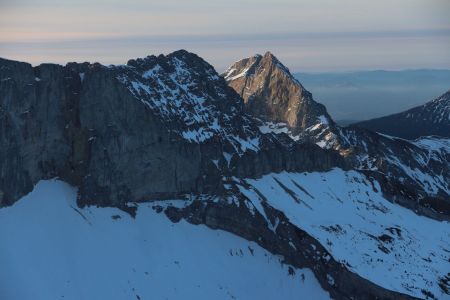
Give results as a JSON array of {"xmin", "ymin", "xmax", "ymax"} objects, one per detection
[{"xmin": 0, "ymin": 0, "xmax": 449, "ymax": 71}]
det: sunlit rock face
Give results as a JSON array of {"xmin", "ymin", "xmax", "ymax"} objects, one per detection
[{"xmin": 223, "ymin": 51, "xmax": 333, "ymax": 134}]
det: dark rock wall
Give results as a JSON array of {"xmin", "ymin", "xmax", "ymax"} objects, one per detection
[
  {"xmin": 0, "ymin": 57, "xmax": 342, "ymax": 207},
  {"xmin": 75, "ymin": 66, "xmax": 203, "ymax": 206},
  {"xmin": 0, "ymin": 59, "xmax": 73, "ymax": 205}
]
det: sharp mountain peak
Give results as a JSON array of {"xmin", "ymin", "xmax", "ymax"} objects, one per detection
[
  {"xmin": 224, "ymin": 51, "xmax": 294, "ymax": 81},
  {"xmin": 223, "ymin": 51, "xmax": 333, "ymax": 135}
]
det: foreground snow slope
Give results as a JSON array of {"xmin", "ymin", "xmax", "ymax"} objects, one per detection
[
  {"xmin": 238, "ymin": 168, "xmax": 450, "ymax": 299},
  {"xmin": 0, "ymin": 180, "xmax": 329, "ymax": 300}
]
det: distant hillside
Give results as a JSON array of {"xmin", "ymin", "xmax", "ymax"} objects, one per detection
[
  {"xmin": 294, "ymin": 69, "xmax": 450, "ymax": 123},
  {"xmin": 353, "ymin": 90, "xmax": 450, "ymax": 139}
]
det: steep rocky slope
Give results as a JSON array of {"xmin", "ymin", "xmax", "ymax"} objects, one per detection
[
  {"xmin": 1, "ymin": 50, "xmax": 449, "ymax": 299},
  {"xmin": 232, "ymin": 169, "xmax": 450, "ymax": 299},
  {"xmin": 0, "ymin": 51, "xmax": 340, "ymax": 208},
  {"xmin": 353, "ymin": 90, "xmax": 450, "ymax": 139},
  {"xmin": 224, "ymin": 52, "xmax": 450, "ymax": 216},
  {"xmin": 224, "ymin": 52, "xmax": 333, "ymax": 134}
]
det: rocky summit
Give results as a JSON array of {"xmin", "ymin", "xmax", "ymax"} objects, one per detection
[
  {"xmin": 224, "ymin": 52, "xmax": 334, "ymax": 132},
  {"xmin": 1, "ymin": 50, "xmax": 450, "ymax": 299}
]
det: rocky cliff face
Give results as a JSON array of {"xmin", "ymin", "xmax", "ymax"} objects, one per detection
[
  {"xmin": 353, "ymin": 90, "xmax": 450, "ymax": 139},
  {"xmin": 0, "ymin": 59, "xmax": 75, "ymax": 206},
  {"xmin": 224, "ymin": 52, "xmax": 334, "ymax": 135},
  {"xmin": 224, "ymin": 52, "xmax": 450, "ymax": 216},
  {"xmin": 338, "ymin": 128, "xmax": 450, "ymax": 216},
  {"xmin": 0, "ymin": 51, "xmax": 341, "ymax": 208}
]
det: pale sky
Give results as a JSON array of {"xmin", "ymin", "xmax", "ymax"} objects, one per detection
[{"xmin": 1, "ymin": 0, "xmax": 449, "ymax": 72}]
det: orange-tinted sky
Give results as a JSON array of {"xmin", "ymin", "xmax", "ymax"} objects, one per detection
[{"xmin": 1, "ymin": 0, "xmax": 449, "ymax": 71}]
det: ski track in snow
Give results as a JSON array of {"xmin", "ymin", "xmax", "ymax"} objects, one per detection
[
  {"xmin": 0, "ymin": 180, "xmax": 329, "ymax": 300},
  {"xmin": 238, "ymin": 168, "xmax": 450, "ymax": 299}
]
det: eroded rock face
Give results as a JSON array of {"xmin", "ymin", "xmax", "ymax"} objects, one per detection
[
  {"xmin": 0, "ymin": 59, "xmax": 75, "ymax": 205},
  {"xmin": 223, "ymin": 52, "xmax": 333, "ymax": 134},
  {"xmin": 0, "ymin": 51, "xmax": 342, "ymax": 207}
]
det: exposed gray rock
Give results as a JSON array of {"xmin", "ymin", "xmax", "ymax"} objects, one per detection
[
  {"xmin": 0, "ymin": 51, "xmax": 342, "ymax": 207},
  {"xmin": 224, "ymin": 52, "xmax": 334, "ymax": 134},
  {"xmin": 0, "ymin": 59, "xmax": 75, "ymax": 205}
]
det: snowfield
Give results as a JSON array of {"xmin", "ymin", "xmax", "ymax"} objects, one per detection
[
  {"xmin": 237, "ymin": 168, "xmax": 450, "ymax": 299},
  {"xmin": 0, "ymin": 180, "xmax": 329, "ymax": 300}
]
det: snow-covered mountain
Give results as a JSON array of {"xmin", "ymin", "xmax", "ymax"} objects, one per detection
[
  {"xmin": 1, "ymin": 51, "xmax": 449, "ymax": 299},
  {"xmin": 224, "ymin": 53, "xmax": 450, "ymax": 217},
  {"xmin": 353, "ymin": 90, "xmax": 450, "ymax": 139}
]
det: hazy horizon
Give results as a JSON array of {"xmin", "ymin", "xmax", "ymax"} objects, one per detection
[
  {"xmin": 294, "ymin": 69, "xmax": 450, "ymax": 122},
  {"xmin": 1, "ymin": 0, "xmax": 450, "ymax": 72},
  {"xmin": 2, "ymin": 50, "xmax": 450, "ymax": 74}
]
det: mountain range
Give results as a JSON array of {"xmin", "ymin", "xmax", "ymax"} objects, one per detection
[
  {"xmin": 0, "ymin": 50, "xmax": 449, "ymax": 300},
  {"xmin": 294, "ymin": 69, "xmax": 450, "ymax": 123}
]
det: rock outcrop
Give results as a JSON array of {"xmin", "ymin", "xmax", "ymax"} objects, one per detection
[{"xmin": 224, "ymin": 52, "xmax": 334, "ymax": 135}]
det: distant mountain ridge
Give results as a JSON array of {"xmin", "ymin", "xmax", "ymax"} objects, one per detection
[
  {"xmin": 353, "ymin": 90, "xmax": 450, "ymax": 139},
  {"xmin": 293, "ymin": 69, "xmax": 450, "ymax": 122}
]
